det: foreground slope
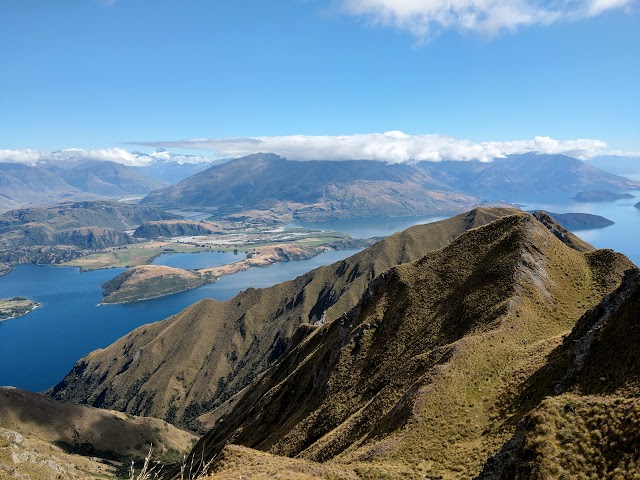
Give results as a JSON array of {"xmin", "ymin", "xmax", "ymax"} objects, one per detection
[
  {"xmin": 478, "ymin": 269, "xmax": 640, "ymax": 479},
  {"xmin": 0, "ymin": 387, "xmax": 197, "ymax": 479},
  {"xmin": 49, "ymin": 208, "xmax": 517, "ymax": 429},
  {"xmin": 185, "ymin": 212, "xmax": 633, "ymax": 479}
]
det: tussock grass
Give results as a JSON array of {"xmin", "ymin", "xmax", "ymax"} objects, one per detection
[{"xmin": 517, "ymin": 395, "xmax": 640, "ymax": 479}]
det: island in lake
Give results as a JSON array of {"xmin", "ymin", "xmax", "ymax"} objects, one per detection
[
  {"xmin": 572, "ymin": 190, "xmax": 635, "ymax": 202},
  {"xmin": 0, "ymin": 297, "xmax": 41, "ymax": 320},
  {"xmin": 531, "ymin": 211, "xmax": 615, "ymax": 230}
]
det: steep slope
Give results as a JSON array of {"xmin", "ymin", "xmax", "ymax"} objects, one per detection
[
  {"xmin": 478, "ymin": 269, "xmax": 640, "ymax": 479},
  {"xmin": 180, "ymin": 212, "xmax": 632, "ymax": 479},
  {"xmin": 531, "ymin": 211, "xmax": 594, "ymax": 252},
  {"xmin": 140, "ymin": 153, "xmax": 476, "ymax": 220},
  {"xmin": 48, "ymin": 208, "xmax": 517, "ymax": 429}
]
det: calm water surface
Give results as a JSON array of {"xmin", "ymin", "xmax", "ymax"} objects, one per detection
[
  {"xmin": 520, "ymin": 189, "xmax": 640, "ymax": 266},
  {"xmin": 0, "ymin": 249, "xmax": 360, "ymax": 391},
  {"xmin": 287, "ymin": 214, "xmax": 448, "ymax": 239},
  {"xmin": 152, "ymin": 250, "xmax": 244, "ymax": 269}
]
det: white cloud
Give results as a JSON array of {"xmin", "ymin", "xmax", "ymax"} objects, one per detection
[
  {"xmin": 133, "ymin": 132, "xmax": 614, "ymax": 163},
  {"xmin": 340, "ymin": 0, "xmax": 637, "ymax": 39},
  {"xmin": 0, "ymin": 147, "xmax": 214, "ymax": 167},
  {"xmin": 2, "ymin": 134, "xmax": 632, "ymax": 167}
]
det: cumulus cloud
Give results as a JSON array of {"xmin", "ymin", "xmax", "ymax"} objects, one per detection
[
  {"xmin": 132, "ymin": 132, "xmax": 614, "ymax": 163},
  {"xmin": 0, "ymin": 147, "xmax": 214, "ymax": 167},
  {"xmin": 340, "ymin": 0, "xmax": 637, "ymax": 39}
]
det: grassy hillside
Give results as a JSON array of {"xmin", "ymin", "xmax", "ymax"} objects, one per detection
[
  {"xmin": 182, "ymin": 212, "xmax": 632, "ymax": 479},
  {"xmin": 478, "ymin": 269, "xmax": 640, "ymax": 479},
  {"xmin": 0, "ymin": 387, "xmax": 197, "ymax": 479},
  {"xmin": 48, "ymin": 208, "xmax": 518, "ymax": 430}
]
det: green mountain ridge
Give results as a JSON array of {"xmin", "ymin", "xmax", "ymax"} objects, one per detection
[
  {"xmin": 181, "ymin": 211, "xmax": 633, "ymax": 479},
  {"xmin": 48, "ymin": 208, "xmax": 518, "ymax": 430}
]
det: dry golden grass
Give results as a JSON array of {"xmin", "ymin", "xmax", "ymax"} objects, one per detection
[
  {"xmin": 183, "ymin": 213, "xmax": 632, "ymax": 479},
  {"xmin": 517, "ymin": 395, "xmax": 640, "ymax": 479},
  {"xmin": 101, "ymin": 265, "xmax": 205, "ymax": 304},
  {"xmin": 50, "ymin": 208, "xmax": 520, "ymax": 431}
]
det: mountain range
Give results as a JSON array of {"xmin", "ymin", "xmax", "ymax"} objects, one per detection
[
  {"xmin": 141, "ymin": 152, "xmax": 639, "ymax": 221},
  {"xmin": 2, "ymin": 152, "xmax": 638, "ymax": 220},
  {"xmin": 0, "ymin": 160, "xmax": 161, "ymax": 212}
]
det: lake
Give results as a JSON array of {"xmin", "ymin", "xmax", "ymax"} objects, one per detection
[
  {"xmin": 287, "ymin": 214, "xmax": 448, "ymax": 239},
  {"xmin": 519, "ymin": 189, "xmax": 640, "ymax": 266},
  {"xmin": 152, "ymin": 250, "xmax": 245, "ymax": 270},
  {"xmin": 0, "ymin": 248, "xmax": 361, "ymax": 392}
]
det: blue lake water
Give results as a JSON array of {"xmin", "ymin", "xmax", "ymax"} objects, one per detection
[
  {"xmin": 519, "ymin": 189, "xmax": 640, "ymax": 267},
  {"xmin": 0, "ymin": 248, "xmax": 361, "ymax": 392},
  {"xmin": 287, "ymin": 214, "xmax": 448, "ymax": 239},
  {"xmin": 152, "ymin": 251, "xmax": 245, "ymax": 270}
]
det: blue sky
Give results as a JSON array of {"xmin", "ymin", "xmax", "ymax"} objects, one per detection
[{"xmin": 1, "ymin": 0, "xmax": 638, "ymax": 161}]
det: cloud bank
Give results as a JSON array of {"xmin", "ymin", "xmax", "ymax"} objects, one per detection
[
  {"xmin": 0, "ymin": 147, "xmax": 214, "ymax": 167},
  {"xmin": 3, "ymin": 133, "xmax": 631, "ymax": 167},
  {"xmin": 133, "ymin": 132, "xmax": 612, "ymax": 163},
  {"xmin": 340, "ymin": 0, "xmax": 637, "ymax": 39}
]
